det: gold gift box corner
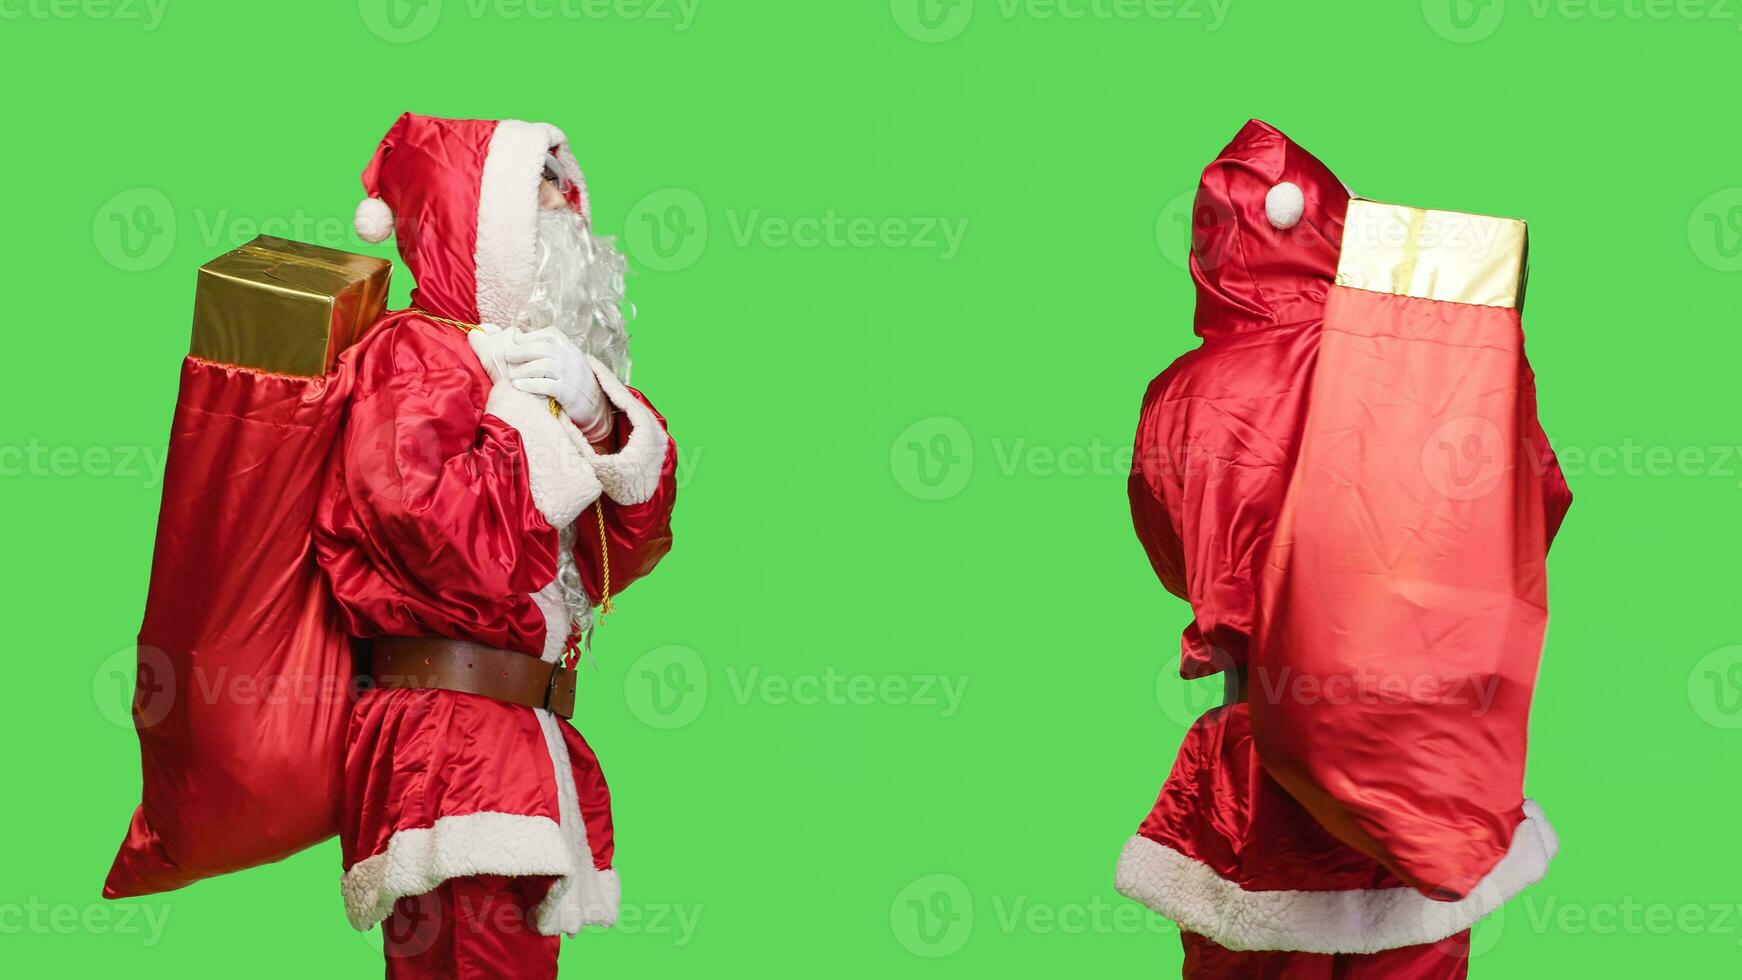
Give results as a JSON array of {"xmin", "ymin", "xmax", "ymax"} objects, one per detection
[
  {"xmin": 1335, "ymin": 199, "xmax": 1528, "ymax": 310},
  {"xmin": 190, "ymin": 235, "xmax": 392, "ymax": 377}
]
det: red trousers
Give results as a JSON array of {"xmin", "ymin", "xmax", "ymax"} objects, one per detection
[
  {"xmin": 1182, "ymin": 931, "xmax": 1471, "ymax": 979},
  {"xmin": 382, "ymin": 874, "xmax": 560, "ymax": 980}
]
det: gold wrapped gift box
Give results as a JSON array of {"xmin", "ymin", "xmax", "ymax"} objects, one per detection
[
  {"xmin": 190, "ymin": 236, "xmax": 392, "ymax": 377},
  {"xmin": 1335, "ymin": 199, "xmax": 1528, "ymax": 311}
]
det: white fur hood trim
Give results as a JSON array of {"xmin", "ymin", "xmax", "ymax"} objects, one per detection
[
  {"xmin": 569, "ymin": 356, "xmax": 670, "ymax": 506},
  {"xmin": 486, "ymin": 382, "xmax": 602, "ymax": 528},
  {"xmin": 1113, "ymin": 800, "xmax": 1558, "ymax": 954},
  {"xmin": 474, "ymin": 119, "xmax": 587, "ymax": 329}
]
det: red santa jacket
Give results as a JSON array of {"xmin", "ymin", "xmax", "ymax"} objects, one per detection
[
  {"xmin": 1114, "ymin": 120, "xmax": 1570, "ymax": 953},
  {"xmin": 313, "ymin": 113, "xmax": 677, "ymax": 936}
]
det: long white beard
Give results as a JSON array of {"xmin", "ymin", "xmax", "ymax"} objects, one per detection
[
  {"xmin": 518, "ymin": 208, "xmax": 634, "ymax": 645},
  {"xmin": 517, "ymin": 207, "xmax": 633, "ymax": 382}
]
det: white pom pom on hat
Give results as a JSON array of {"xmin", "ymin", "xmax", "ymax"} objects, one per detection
[
  {"xmin": 355, "ymin": 196, "xmax": 394, "ymax": 243},
  {"xmin": 1264, "ymin": 181, "xmax": 1304, "ymax": 230}
]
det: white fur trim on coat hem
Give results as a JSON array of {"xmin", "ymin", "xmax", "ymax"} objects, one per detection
[
  {"xmin": 571, "ymin": 355, "xmax": 669, "ymax": 506},
  {"xmin": 486, "ymin": 381, "xmax": 602, "ymax": 528},
  {"xmin": 1113, "ymin": 800, "xmax": 1558, "ymax": 954},
  {"xmin": 532, "ymin": 708, "xmax": 620, "ymax": 935},
  {"xmin": 340, "ymin": 811, "xmax": 574, "ymax": 931}
]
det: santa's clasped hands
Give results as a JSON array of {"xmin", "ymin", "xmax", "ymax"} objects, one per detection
[{"xmin": 468, "ymin": 324, "xmax": 611, "ymax": 443}]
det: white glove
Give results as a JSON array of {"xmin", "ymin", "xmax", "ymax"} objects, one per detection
[
  {"xmin": 506, "ymin": 326, "xmax": 611, "ymax": 443},
  {"xmin": 466, "ymin": 322, "xmax": 517, "ymax": 386}
]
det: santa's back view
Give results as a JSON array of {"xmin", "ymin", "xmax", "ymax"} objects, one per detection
[{"xmin": 1118, "ymin": 120, "xmax": 1571, "ymax": 978}]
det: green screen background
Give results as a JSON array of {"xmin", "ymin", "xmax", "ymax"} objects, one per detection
[{"xmin": 3, "ymin": 1, "xmax": 1738, "ymax": 975}]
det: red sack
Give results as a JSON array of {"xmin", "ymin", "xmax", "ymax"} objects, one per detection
[
  {"xmin": 105, "ymin": 238, "xmax": 387, "ymax": 898},
  {"xmin": 1251, "ymin": 200, "xmax": 1571, "ymax": 900}
]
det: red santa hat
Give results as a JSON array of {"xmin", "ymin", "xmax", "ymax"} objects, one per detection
[
  {"xmin": 1187, "ymin": 118, "xmax": 1350, "ymax": 339},
  {"xmin": 353, "ymin": 112, "xmax": 593, "ymax": 326}
]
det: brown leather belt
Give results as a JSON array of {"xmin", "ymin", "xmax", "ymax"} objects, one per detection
[
  {"xmin": 1223, "ymin": 667, "xmax": 1248, "ymax": 706},
  {"xmin": 370, "ymin": 637, "xmax": 577, "ymax": 719}
]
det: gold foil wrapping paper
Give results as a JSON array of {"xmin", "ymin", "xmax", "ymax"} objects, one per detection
[
  {"xmin": 190, "ymin": 236, "xmax": 392, "ymax": 376},
  {"xmin": 1335, "ymin": 199, "xmax": 1528, "ymax": 310}
]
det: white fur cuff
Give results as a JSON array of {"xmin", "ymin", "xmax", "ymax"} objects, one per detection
[
  {"xmin": 570, "ymin": 356, "xmax": 670, "ymax": 506},
  {"xmin": 1114, "ymin": 800, "xmax": 1558, "ymax": 954},
  {"xmin": 486, "ymin": 382, "xmax": 602, "ymax": 528}
]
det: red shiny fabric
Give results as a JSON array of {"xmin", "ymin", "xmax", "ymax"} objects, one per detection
[
  {"xmin": 575, "ymin": 390, "xmax": 677, "ymax": 600},
  {"xmin": 319, "ymin": 113, "xmax": 675, "ymax": 930},
  {"xmin": 314, "ymin": 312, "xmax": 558, "ymax": 656},
  {"xmin": 357, "ymin": 113, "xmax": 586, "ymax": 329},
  {"xmin": 318, "ymin": 310, "xmax": 655, "ymax": 882},
  {"xmin": 1182, "ymin": 931, "xmax": 1471, "ymax": 980},
  {"xmin": 342, "ymin": 687, "xmax": 618, "ymax": 885},
  {"xmin": 1130, "ymin": 119, "xmax": 1350, "ymax": 682},
  {"xmin": 360, "ymin": 114, "xmax": 492, "ymax": 327},
  {"xmin": 383, "ymin": 874, "xmax": 561, "ymax": 980},
  {"xmin": 1137, "ymin": 703, "xmax": 1411, "ymax": 893},
  {"xmin": 105, "ymin": 357, "xmax": 359, "ymax": 897},
  {"xmin": 1123, "ymin": 119, "xmax": 1569, "ymax": 953},
  {"xmin": 1252, "ymin": 285, "xmax": 1570, "ymax": 898},
  {"xmin": 314, "ymin": 310, "xmax": 673, "ymax": 653}
]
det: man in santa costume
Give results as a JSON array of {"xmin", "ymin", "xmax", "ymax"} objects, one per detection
[
  {"xmin": 315, "ymin": 112, "xmax": 677, "ymax": 978},
  {"xmin": 1118, "ymin": 120, "xmax": 1571, "ymax": 977}
]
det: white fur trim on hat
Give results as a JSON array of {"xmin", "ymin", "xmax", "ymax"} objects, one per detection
[
  {"xmin": 1114, "ymin": 800, "xmax": 1558, "ymax": 953},
  {"xmin": 475, "ymin": 119, "xmax": 593, "ymax": 327},
  {"xmin": 1265, "ymin": 181, "xmax": 1305, "ymax": 230},
  {"xmin": 355, "ymin": 196, "xmax": 394, "ymax": 243}
]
